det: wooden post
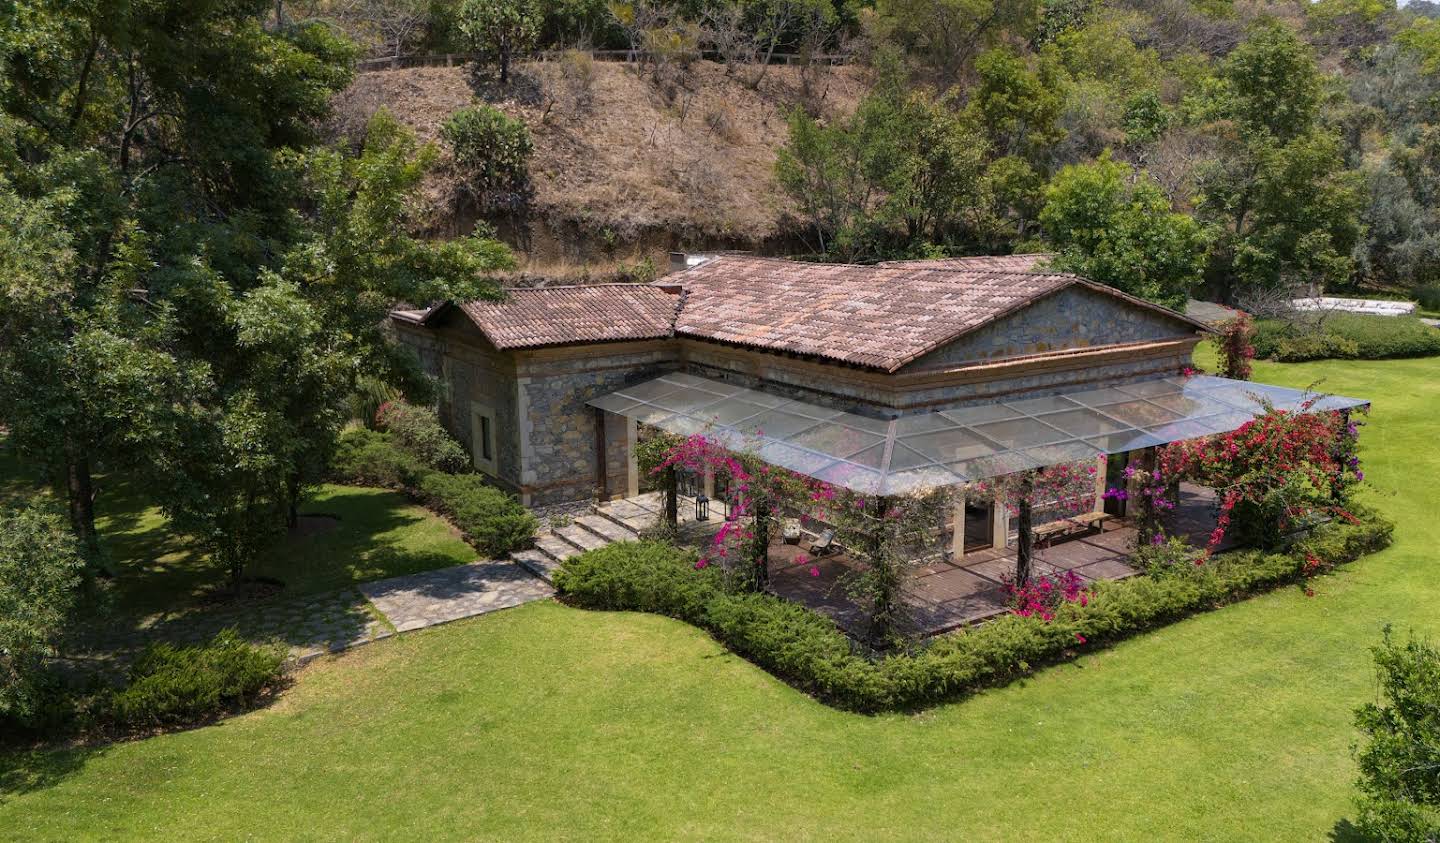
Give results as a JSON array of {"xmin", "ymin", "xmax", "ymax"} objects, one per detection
[
  {"xmin": 1093, "ymin": 454, "xmax": 1107, "ymax": 514},
  {"xmin": 1015, "ymin": 474, "xmax": 1034, "ymax": 586},
  {"xmin": 991, "ymin": 502, "xmax": 1009, "ymax": 550},
  {"xmin": 950, "ymin": 492, "xmax": 966, "ymax": 560},
  {"xmin": 625, "ymin": 418, "xmax": 639, "ymax": 498},
  {"xmin": 593, "ymin": 407, "xmax": 608, "ymax": 501}
]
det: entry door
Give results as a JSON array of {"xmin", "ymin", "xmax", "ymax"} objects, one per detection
[{"xmin": 964, "ymin": 501, "xmax": 993, "ymax": 552}]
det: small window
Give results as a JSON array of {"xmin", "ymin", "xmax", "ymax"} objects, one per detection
[{"xmin": 470, "ymin": 402, "xmax": 498, "ymax": 475}]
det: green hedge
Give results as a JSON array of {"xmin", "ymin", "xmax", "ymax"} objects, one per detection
[
  {"xmin": 419, "ymin": 473, "xmax": 537, "ymax": 558},
  {"xmin": 107, "ymin": 629, "xmax": 286, "ymax": 728},
  {"xmin": 332, "ymin": 428, "xmax": 536, "ymax": 558},
  {"xmin": 555, "ymin": 511, "xmax": 1393, "ymax": 712},
  {"xmin": 1253, "ymin": 314, "xmax": 1440, "ymax": 362}
]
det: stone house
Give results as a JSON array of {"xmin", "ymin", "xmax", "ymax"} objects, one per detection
[{"xmin": 389, "ymin": 254, "xmax": 1212, "ymax": 527}]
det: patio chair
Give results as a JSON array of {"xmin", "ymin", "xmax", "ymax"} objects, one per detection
[{"xmin": 809, "ymin": 528, "xmax": 837, "ymax": 556}]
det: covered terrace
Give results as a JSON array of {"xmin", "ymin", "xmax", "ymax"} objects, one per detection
[{"xmin": 588, "ymin": 371, "xmax": 1368, "ymax": 637}]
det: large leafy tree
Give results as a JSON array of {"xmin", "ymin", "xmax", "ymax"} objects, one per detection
[
  {"xmin": 1041, "ymin": 156, "xmax": 1208, "ymax": 310},
  {"xmin": 460, "ymin": 0, "xmax": 540, "ymax": 84},
  {"xmin": 1195, "ymin": 20, "xmax": 1365, "ymax": 299},
  {"xmin": 776, "ymin": 61, "xmax": 987, "ymax": 259},
  {"xmin": 0, "ymin": 0, "xmax": 351, "ymax": 563},
  {"xmin": 0, "ymin": 3, "xmax": 511, "ymax": 589}
]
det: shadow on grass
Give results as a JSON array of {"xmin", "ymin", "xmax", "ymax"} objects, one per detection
[{"xmin": 0, "ymin": 745, "xmax": 101, "ymax": 804}]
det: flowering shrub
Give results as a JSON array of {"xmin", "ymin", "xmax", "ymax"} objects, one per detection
[
  {"xmin": 971, "ymin": 459, "xmax": 1102, "ymax": 517},
  {"xmin": 1004, "ymin": 569, "xmax": 1089, "ymax": 621},
  {"xmin": 555, "ymin": 508, "xmax": 1392, "ymax": 712},
  {"xmin": 1162, "ymin": 402, "xmax": 1362, "ymax": 551},
  {"xmin": 1217, "ymin": 314, "xmax": 1256, "ymax": 380},
  {"xmin": 375, "ymin": 400, "xmax": 470, "ymax": 474}
]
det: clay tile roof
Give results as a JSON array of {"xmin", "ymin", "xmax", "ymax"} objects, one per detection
[
  {"xmin": 671, "ymin": 255, "xmax": 1200, "ymax": 372},
  {"xmin": 430, "ymin": 285, "xmax": 681, "ymax": 350},
  {"xmin": 877, "ymin": 253, "xmax": 1052, "ymax": 272}
]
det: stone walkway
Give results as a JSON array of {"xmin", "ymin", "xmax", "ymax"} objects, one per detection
[
  {"xmin": 73, "ymin": 560, "xmax": 553, "ymax": 672},
  {"xmin": 359, "ymin": 561, "xmax": 554, "ymax": 633}
]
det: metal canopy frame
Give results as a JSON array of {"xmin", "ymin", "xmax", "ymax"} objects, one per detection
[{"xmin": 587, "ymin": 372, "xmax": 1369, "ymax": 496}]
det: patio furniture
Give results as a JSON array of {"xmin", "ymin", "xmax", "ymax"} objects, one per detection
[
  {"xmin": 782, "ymin": 518, "xmax": 802, "ymax": 544},
  {"xmin": 809, "ymin": 528, "xmax": 837, "ymax": 556},
  {"xmin": 1034, "ymin": 511, "xmax": 1113, "ymax": 547}
]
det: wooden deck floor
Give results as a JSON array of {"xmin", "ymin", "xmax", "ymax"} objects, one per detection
[{"xmin": 768, "ymin": 484, "xmax": 1223, "ymax": 638}]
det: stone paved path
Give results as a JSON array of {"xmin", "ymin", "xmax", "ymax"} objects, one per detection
[
  {"xmin": 359, "ymin": 561, "xmax": 554, "ymax": 633},
  {"xmin": 73, "ymin": 561, "xmax": 552, "ymax": 672}
]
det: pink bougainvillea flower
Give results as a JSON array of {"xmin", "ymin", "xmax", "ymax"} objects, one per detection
[
  {"xmin": 1074, "ymin": 633, "xmax": 1087, "ymax": 644},
  {"xmin": 694, "ymin": 559, "xmax": 709, "ymax": 570},
  {"xmin": 809, "ymin": 566, "xmax": 820, "ymax": 577}
]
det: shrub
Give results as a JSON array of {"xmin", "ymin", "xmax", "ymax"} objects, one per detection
[
  {"xmin": 1253, "ymin": 314, "xmax": 1440, "ymax": 361},
  {"xmin": 0, "ymin": 499, "xmax": 85, "ymax": 721},
  {"xmin": 376, "ymin": 400, "xmax": 470, "ymax": 474},
  {"xmin": 554, "ymin": 510, "xmax": 1392, "ymax": 712},
  {"xmin": 419, "ymin": 472, "xmax": 537, "ymax": 557},
  {"xmin": 441, "ymin": 105, "xmax": 533, "ymax": 197},
  {"xmin": 106, "ymin": 629, "xmax": 285, "ymax": 728},
  {"xmin": 1416, "ymin": 284, "xmax": 1440, "ymax": 313},
  {"xmin": 332, "ymin": 428, "xmax": 429, "ymax": 489},
  {"xmin": 1353, "ymin": 628, "xmax": 1440, "ymax": 841}
]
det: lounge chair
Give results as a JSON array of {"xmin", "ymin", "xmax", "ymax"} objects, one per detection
[{"xmin": 809, "ymin": 528, "xmax": 837, "ymax": 556}]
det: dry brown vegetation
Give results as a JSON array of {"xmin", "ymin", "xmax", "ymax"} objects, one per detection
[{"xmin": 334, "ymin": 60, "xmax": 870, "ymax": 264}]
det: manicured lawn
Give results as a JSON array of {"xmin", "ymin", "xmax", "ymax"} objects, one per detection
[
  {"xmin": 3, "ymin": 356, "xmax": 1437, "ymax": 840},
  {"xmin": 0, "ymin": 437, "xmax": 477, "ymax": 621}
]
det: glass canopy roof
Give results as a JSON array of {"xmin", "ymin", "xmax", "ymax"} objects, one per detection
[{"xmin": 587, "ymin": 372, "xmax": 1369, "ymax": 496}]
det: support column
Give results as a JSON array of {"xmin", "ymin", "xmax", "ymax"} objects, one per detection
[
  {"xmin": 593, "ymin": 407, "xmax": 608, "ymax": 501},
  {"xmin": 1093, "ymin": 454, "xmax": 1107, "ymax": 514},
  {"xmin": 991, "ymin": 503, "xmax": 1009, "ymax": 550},
  {"xmin": 625, "ymin": 417, "xmax": 639, "ymax": 498},
  {"xmin": 950, "ymin": 492, "xmax": 966, "ymax": 560},
  {"xmin": 703, "ymin": 469, "xmax": 715, "ymax": 499}
]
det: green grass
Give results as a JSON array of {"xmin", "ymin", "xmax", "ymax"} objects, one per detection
[
  {"xmin": 0, "ymin": 438, "xmax": 476, "ymax": 622},
  {"xmin": 3, "ymin": 356, "xmax": 1438, "ymax": 840}
]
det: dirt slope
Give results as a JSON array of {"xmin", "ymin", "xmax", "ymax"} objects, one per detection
[{"xmin": 336, "ymin": 60, "xmax": 869, "ymax": 267}]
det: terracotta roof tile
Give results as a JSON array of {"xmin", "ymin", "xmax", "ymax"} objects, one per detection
[
  {"xmin": 877, "ymin": 253, "xmax": 1052, "ymax": 272},
  {"xmin": 430, "ymin": 285, "xmax": 680, "ymax": 349},
  {"xmin": 672, "ymin": 256, "xmax": 1084, "ymax": 371}
]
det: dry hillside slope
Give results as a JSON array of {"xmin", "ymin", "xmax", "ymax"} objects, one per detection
[{"xmin": 337, "ymin": 60, "xmax": 869, "ymax": 267}]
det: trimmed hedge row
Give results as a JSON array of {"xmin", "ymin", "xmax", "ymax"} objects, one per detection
[
  {"xmin": 4, "ymin": 629, "xmax": 287, "ymax": 739},
  {"xmin": 1253, "ymin": 314, "xmax": 1440, "ymax": 362},
  {"xmin": 332, "ymin": 427, "xmax": 536, "ymax": 558},
  {"xmin": 555, "ymin": 511, "xmax": 1393, "ymax": 712}
]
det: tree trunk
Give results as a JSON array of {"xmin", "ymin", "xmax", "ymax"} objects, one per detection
[
  {"xmin": 867, "ymin": 496, "xmax": 893, "ymax": 643},
  {"xmin": 287, "ymin": 473, "xmax": 301, "ymax": 529},
  {"xmin": 664, "ymin": 464, "xmax": 678, "ymax": 527},
  {"xmin": 500, "ymin": 47, "xmax": 510, "ymax": 84},
  {"xmin": 751, "ymin": 499, "xmax": 771, "ymax": 591},
  {"xmin": 64, "ymin": 447, "xmax": 103, "ymax": 567},
  {"xmin": 1015, "ymin": 475, "xmax": 1034, "ymax": 587}
]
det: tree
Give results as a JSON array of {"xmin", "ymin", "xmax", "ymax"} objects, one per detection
[
  {"xmin": 776, "ymin": 58, "xmax": 987, "ymax": 259},
  {"xmin": 460, "ymin": 0, "xmax": 540, "ymax": 84},
  {"xmin": 1353, "ymin": 627, "xmax": 1440, "ymax": 841},
  {"xmin": 0, "ymin": 1, "xmax": 355, "ymax": 565},
  {"xmin": 0, "ymin": 498, "xmax": 86, "ymax": 721},
  {"xmin": 1041, "ymin": 156, "xmax": 1208, "ymax": 309},
  {"xmin": 1195, "ymin": 21, "xmax": 1366, "ymax": 298},
  {"xmin": 872, "ymin": 0, "xmax": 1039, "ymax": 86}
]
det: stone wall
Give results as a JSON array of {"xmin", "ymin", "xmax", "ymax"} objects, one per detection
[
  {"xmin": 515, "ymin": 344, "xmax": 678, "ymax": 505},
  {"xmin": 912, "ymin": 285, "xmax": 1191, "ymax": 369}
]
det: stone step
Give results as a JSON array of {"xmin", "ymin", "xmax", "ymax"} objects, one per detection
[
  {"xmin": 574, "ymin": 513, "xmax": 638, "ymax": 544},
  {"xmin": 512, "ymin": 549, "xmax": 563, "ymax": 583},
  {"xmin": 535, "ymin": 534, "xmax": 581, "ymax": 564},
  {"xmin": 555, "ymin": 524, "xmax": 610, "ymax": 554},
  {"xmin": 594, "ymin": 500, "xmax": 658, "ymax": 533}
]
